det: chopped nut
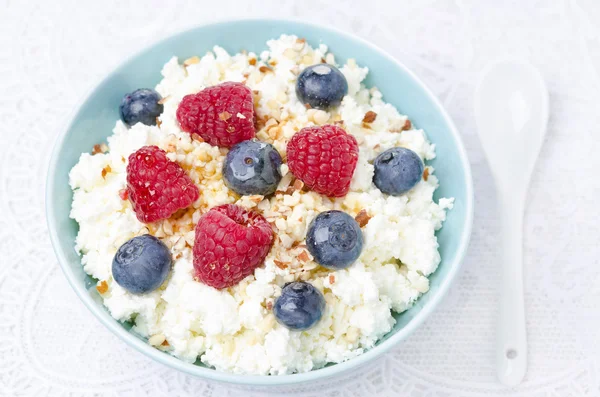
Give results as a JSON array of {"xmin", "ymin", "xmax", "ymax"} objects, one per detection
[
  {"xmin": 321, "ymin": 57, "xmax": 326, "ymax": 63},
  {"xmin": 361, "ymin": 122, "xmax": 372, "ymax": 129},
  {"xmin": 236, "ymin": 112, "xmax": 246, "ymax": 119},
  {"xmin": 219, "ymin": 111, "xmax": 232, "ymax": 121},
  {"xmin": 328, "ymin": 274, "xmax": 336, "ymax": 284},
  {"xmin": 362, "ymin": 111, "xmax": 377, "ymax": 123},
  {"xmin": 101, "ymin": 165, "xmax": 111, "ymax": 179},
  {"xmin": 249, "ymin": 58, "xmax": 257, "ymax": 66},
  {"xmin": 191, "ymin": 133, "xmax": 205, "ymax": 142},
  {"xmin": 298, "ymin": 250, "xmax": 310, "ymax": 262},
  {"xmin": 304, "ymin": 103, "xmax": 311, "ymax": 109},
  {"xmin": 96, "ymin": 280, "xmax": 108, "ymax": 294},
  {"xmin": 163, "ymin": 221, "xmax": 173, "ymax": 236},
  {"xmin": 403, "ymin": 119, "xmax": 412, "ymax": 130},
  {"xmin": 92, "ymin": 144, "xmax": 102, "ymax": 155},
  {"xmin": 274, "ymin": 260, "xmax": 288, "ymax": 269},
  {"xmin": 266, "ymin": 300, "xmax": 273, "ymax": 310},
  {"xmin": 156, "ymin": 117, "xmax": 162, "ymax": 127},
  {"xmin": 293, "ymin": 179, "xmax": 304, "ymax": 191},
  {"xmin": 269, "ymin": 59, "xmax": 277, "ymax": 67},
  {"xmin": 423, "ymin": 168, "xmax": 430, "ymax": 181},
  {"xmin": 157, "ymin": 95, "xmax": 170, "ymax": 105},
  {"xmin": 148, "ymin": 334, "xmax": 166, "ymax": 346},
  {"xmin": 354, "ymin": 209, "xmax": 372, "ymax": 227},
  {"xmin": 259, "ymin": 65, "xmax": 273, "ymax": 73},
  {"xmin": 161, "ymin": 340, "xmax": 170, "ymax": 347},
  {"xmin": 296, "ymin": 38, "xmax": 306, "ymax": 44},
  {"xmin": 183, "ymin": 56, "xmax": 200, "ymax": 66}
]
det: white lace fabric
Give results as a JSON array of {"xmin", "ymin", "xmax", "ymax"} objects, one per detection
[{"xmin": 1, "ymin": 1, "xmax": 599, "ymax": 396}]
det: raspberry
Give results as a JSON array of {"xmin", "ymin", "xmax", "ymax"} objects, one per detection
[
  {"xmin": 126, "ymin": 146, "xmax": 199, "ymax": 223},
  {"xmin": 193, "ymin": 204, "xmax": 273, "ymax": 289},
  {"xmin": 286, "ymin": 125, "xmax": 359, "ymax": 197},
  {"xmin": 176, "ymin": 82, "xmax": 255, "ymax": 148}
]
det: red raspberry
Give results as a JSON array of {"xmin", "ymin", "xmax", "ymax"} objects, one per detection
[
  {"xmin": 193, "ymin": 204, "xmax": 273, "ymax": 289},
  {"xmin": 286, "ymin": 125, "xmax": 359, "ymax": 197},
  {"xmin": 126, "ymin": 146, "xmax": 199, "ymax": 223},
  {"xmin": 176, "ymin": 82, "xmax": 255, "ymax": 148}
]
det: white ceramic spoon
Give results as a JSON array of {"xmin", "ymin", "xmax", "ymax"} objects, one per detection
[{"xmin": 474, "ymin": 59, "xmax": 549, "ymax": 386}]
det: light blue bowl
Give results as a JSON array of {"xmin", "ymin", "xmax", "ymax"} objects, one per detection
[{"xmin": 46, "ymin": 19, "xmax": 473, "ymax": 386}]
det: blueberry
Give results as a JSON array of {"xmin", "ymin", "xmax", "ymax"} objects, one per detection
[
  {"xmin": 119, "ymin": 88, "xmax": 164, "ymax": 127},
  {"xmin": 274, "ymin": 282, "xmax": 325, "ymax": 330},
  {"xmin": 112, "ymin": 234, "xmax": 172, "ymax": 294},
  {"xmin": 373, "ymin": 147, "xmax": 424, "ymax": 195},
  {"xmin": 295, "ymin": 64, "xmax": 348, "ymax": 110},
  {"xmin": 306, "ymin": 210, "xmax": 363, "ymax": 269},
  {"xmin": 223, "ymin": 140, "xmax": 282, "ymax": 196}
]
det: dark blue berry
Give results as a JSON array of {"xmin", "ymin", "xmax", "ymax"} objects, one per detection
[
  {"xmin": 373, "ymin": 147, "xmax": 424, "ymax": 195},
  {"xmin": 295, "ymin": 64, "xmax": 348, "ymax": 110},
  {"xmin": 274, "ymin": 282, "xmax": 325, "ymax": 330},
  {"xmin": 223, "ymin": 140, "xmax": 282, "ymax": 196},
  {"xmin": 112, "ymin": 234, "xmax": 172, "ymax": 294},
  {"xmin": 306, "ymin": 210, "xmax": 363, "ymax": 269},
  {"xmin": 119, "ymin": 89, "xmax": 164, "ymax": 127}
]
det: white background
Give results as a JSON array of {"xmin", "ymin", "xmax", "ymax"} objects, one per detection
[{"xmin": 1, "ymin": 0, "xmax": 600, "ymax": 396}]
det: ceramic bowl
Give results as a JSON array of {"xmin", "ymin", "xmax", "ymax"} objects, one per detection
[{"xmin": 46, "ymin": 19, "xmax": 473, "ymax": 386}]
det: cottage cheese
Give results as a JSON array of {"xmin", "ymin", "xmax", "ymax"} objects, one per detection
[{"xmin": 69, "ymin": 35, "xmax": 453, "ymax": 375}]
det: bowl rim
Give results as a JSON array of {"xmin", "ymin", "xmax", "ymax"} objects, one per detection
[{"xmin": 46, "ymin": 17, "xmax": 474, "ymax": 386}]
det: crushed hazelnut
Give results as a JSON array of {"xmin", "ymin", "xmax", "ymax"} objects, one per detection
[
  {"xmin": 298, "ymin": 250, "xmax": 310, "ymax": 262},
  {"xmin": 92, "ymin": 144, "xmax": 102, "ymax": 155},
  {"xmin": 362, "ymin": 111, "xmax": 377, "ymax": 123},
  {"xmin": 423, "ymin": 168, "xmax": 430, "ymax": 181},
  {"xmin": 259, "ymin": 65, "xmax": 273, "ymax": 73},
  {"xmin": 293, "ymin": 179, "xmax": 304, "ymax": 191},
  {"xmin": 329, "ymin": 274, "xmax": 336, "ymax": 284},
  {"xmin": 101, "ymin": 165, "xmax": 111, "ymax": 179},
  {"xmin": 403, "ymin": 119, "xmax": 412, "ymax": 130},
  {"xmin": 219, "ymin": 111, "xmax": 232, "ymax": 121},
  {"xmin": 156, "ymin": 117, "xmax": 162, "ymax": 127},
  {"xmin": 269, "ymin": 60, "xmax": 277, "ymax": 67},
  {"xmin": 191, "ymin": 133, "xmax": 204, "ymax": 142},
  {"xmin": 249, "ymin": 58, "xmax": 257, "ymax": 66},
  {"xmin": 274, "ymin": 260, "xmax": 288, "ymax": 269},
  {"xmin": 96, "ymin": 280, "xmax": 108, "ymax": 294},
  {"xmin": 361, "ymin": 122, "xmax": 372, "ymax": 129},
  {"xmin": 304, "ymin": 103, "xmax": 311, "ymax": 109},
  {"xmin": 157, "ymin": 95, "xmax": 170, "ymax": 105},
  {"xmin": 296, "ymin": 38, "xmax": 306, "ymax": 44},
  {"xmin": 183, "ymin": 56, "xmax": 200, "ymax": 67},
  {"xmin": 161, "ymin": 340, "xmax": 170, "ymax": 347},
  {"xmin": 266, "ymin": 300, "xmax": 273, "ymax": 310},
  {"xmin": 321, "ymin": 57, "xmax": 326, "ymax": 63},
  {"xmin": 354, "ymin": 209, "xmax": 372, "ymax": 227}
]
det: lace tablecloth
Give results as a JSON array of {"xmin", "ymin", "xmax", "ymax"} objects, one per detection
[{"xmin": 2, "ymin": 0, "xmax": 599, "ymax": 396}]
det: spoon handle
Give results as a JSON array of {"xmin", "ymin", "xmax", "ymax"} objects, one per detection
[{"xmin": 497, "ymin": 192, "xmax": 527, "ymax": 386}]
